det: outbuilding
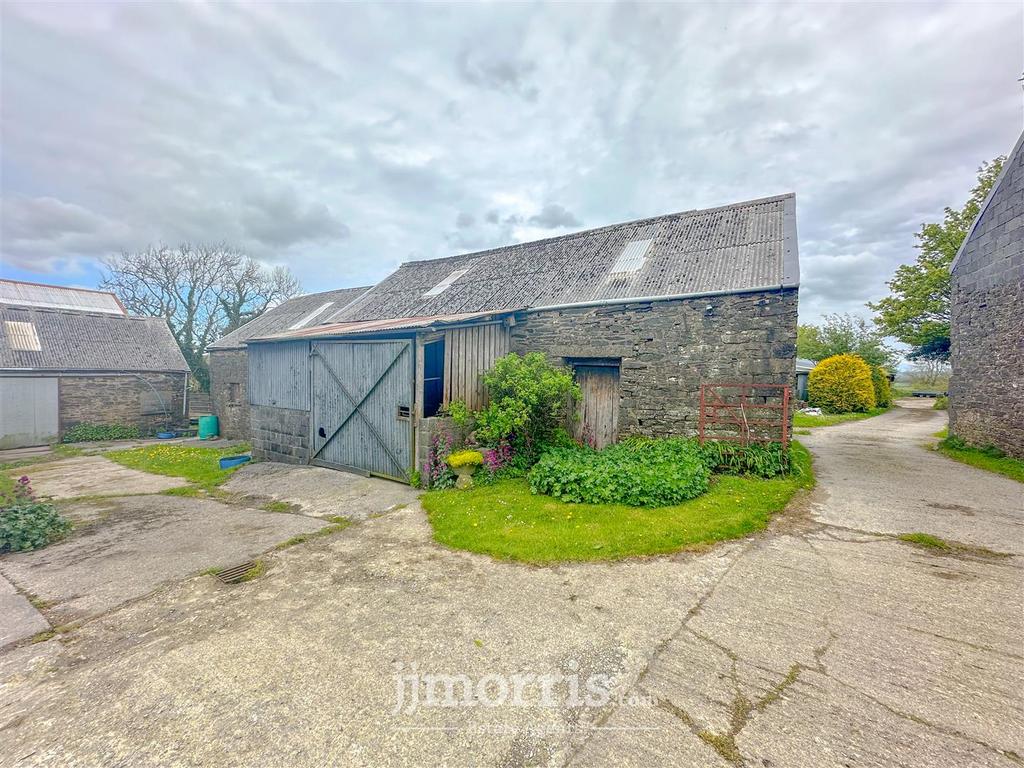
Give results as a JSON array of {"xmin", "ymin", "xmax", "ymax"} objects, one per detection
[
  {"xmin": 949, "ymin": 131, "xmax": 1024, "ymax": 457},
  {"xmin": 207, "ymin": 286, "xmax": 369, "ymax": 439},
  {"xmin": 0, "ymin": 280, "xmax": 190, "ymax": 449},
  {"xmin": 245, "ymin": 194, "xmax": 800, "ymax": 482}
]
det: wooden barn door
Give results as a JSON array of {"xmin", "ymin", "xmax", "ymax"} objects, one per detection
[
  {"xmin": 574, "ymin": 364, "xmax": 620, "ymax": 449},
  {"xmin": 309, "ymin": 340, "xmax": 413, "ymax": 481}
]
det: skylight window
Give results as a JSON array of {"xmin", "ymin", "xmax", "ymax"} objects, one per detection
[
  {"xmin": 288, "ymin": 301, "xmax": 334, "ymax": 330},
  {"xmin": 5, "ymin": 321, "xmax": 41, "ymax": 351},
  {"xmin": 608, "ymin": 239, "xmax": 653, "ymax": 275},
  {"xmin": 423, "ymin": 268, "xmax": 470, "ymax": 298}
]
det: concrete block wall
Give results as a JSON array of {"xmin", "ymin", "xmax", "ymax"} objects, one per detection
[
  {"xmin": 59, "ymin": 372, "xmax": 187, "ymax": 434},
  {"xmin": 208, "ymin": 349, "xmax": 251, "ymax": 440},
  {"xmin": 510, "ymin": 288, "xmax": 798, "ymax": 438},
  {"xmin": 250, "ymin": 404, "xmax": 310, "ymax": 464},
  {"xmin": 950, "ymin": 146, "xmax": 1024, "ymax": 457}
]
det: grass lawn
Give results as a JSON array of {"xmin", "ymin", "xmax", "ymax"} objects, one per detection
[
  {"xmin": 793, "ymin": 406, "xmax": 891, "ymax": 428},
  {"xmin": 105, "ymin": 443, "xmax": 251, "ymax": 489},
  {"xmin": 422, "ymin": 442, "xmax": 814, "ymax": 564},
  {"xmin": 936, "ymin": 441, "xmax": 1024, "ymax": 484}
]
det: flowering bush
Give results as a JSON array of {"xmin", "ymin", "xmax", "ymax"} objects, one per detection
[
  {"xmin": 424, "ymin": 430, "xmax": 457, "ymax": 489},
  {"xmin": 1, "ymin": 477, "xmax": 71, "ymax": 553},
  {"xmin": 447, "ymin": 450, "xmax": 484, "ymax": 468},
  {"xmin": 808, "ymin": 354, "xmax": 876, "ymax": 413}
]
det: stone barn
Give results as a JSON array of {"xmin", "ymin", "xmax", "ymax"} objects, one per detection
[
  {"xmin": 949, "ymin": 131, "xmax": 1024, "ymax": 458},
  {"xmin": 207, "ymin": 286, "xmax": 368, "ymax": 439},
  {"xmin": 0, "ymin": 280, "xmax": 189, "ymax": 449},
  {"xmin": 244, "ymin": 193, "xmax": 799, "ymax": 482}
]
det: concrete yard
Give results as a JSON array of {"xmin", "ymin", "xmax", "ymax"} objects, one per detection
[
  {"xmin": 7, "ymin": 454, "xmax": 188, "ymax": 498},
  {"xmin": 0, "ymin": 400, "xmax": 1020, "ymax": 767}
]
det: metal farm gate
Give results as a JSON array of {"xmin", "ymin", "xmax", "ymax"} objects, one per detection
[{"xmin": 309, "ymin": 340, "xmax": 414, "ymax": 481}]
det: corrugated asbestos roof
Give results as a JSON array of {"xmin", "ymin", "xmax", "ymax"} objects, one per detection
[
  {"xmin": 0, "ymin": 306, "xmax": 189, "ymax": 372},
  {"xmin": 0, "ymin": 279, "xmax": 126, "ymax": 315},
  {"xmin": 208, "ymin": 286, "xmax": 370, "ymax": 349},
  {"xmin": 329, "ymin": 193, "xmax": 798, "ymax": 324},
  {"xmin": 257, "ymin": 310, "xmax": 515, "ymax": 341}
]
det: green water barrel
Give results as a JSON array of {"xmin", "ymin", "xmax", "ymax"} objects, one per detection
[{"xmin": 198, "ymin": 414, "xmax": 219, "ymax": 440}]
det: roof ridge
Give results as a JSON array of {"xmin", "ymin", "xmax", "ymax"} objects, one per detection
[{"xmin": 398, "ymin": 193, "xmax": 796, "ymax": 269}]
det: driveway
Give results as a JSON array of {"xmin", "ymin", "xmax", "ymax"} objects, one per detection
[{"xmin": 0, "ymin": 402, "xmax": 1020, "ymax": 767}]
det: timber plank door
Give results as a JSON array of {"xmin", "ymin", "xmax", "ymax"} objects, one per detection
[
  {"xmin": 574, "ymin": 364, "xmax": 620, "ymax": 449},
  {"xmin": 309, "ymin": 340, "xmax": 414, "ymax": 481}
]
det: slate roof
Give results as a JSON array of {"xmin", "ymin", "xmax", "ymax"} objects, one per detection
[
  {"xmin": 208, "ymin": 286, "xmax": 370, "ymax": 350},
  {"xmin": 331, "ymin": 193, "xmax": 798, "ymax": 324},
  {"xmin": 0, "ymin": 279, "xmax": 126, "ymax": 315},
  {"xmin": 0, "ymin": 305, "xmax": 189, "ymax": 373}
]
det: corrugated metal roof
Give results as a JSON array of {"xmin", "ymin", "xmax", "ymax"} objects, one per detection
[
  {"xmin": 0, "ymin": 306, "xmax": 189, "ymax": 372},
  {"xmin": 332, "ymin": 193, "xmax": 798, "ymax": 323},
  {"xmin": 795, "ymin": 358, "xmax": 817, "ymax": 373},
  {"xmin": 256, "ymin": 310, "xmax": 515, "ymax": 342},
  {"xmin": 0, "ymin": 279, "xmax": 126, "ymax": 315},
  {"xmin": 208, "ymin": 286, "xmax": 370, "ymax": 349}
]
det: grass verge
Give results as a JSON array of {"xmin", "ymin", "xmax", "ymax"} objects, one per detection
[
  {"xmin": 935, "ymin": 440, "xmax": 1024, "ymax": 485},
  {"xmin": 793, "ymin": 406, "xmax": 891, "ymax": 428},
  {"xmin": 105, "ymin": 443, "xmax": 251, "ymax": 489},
  {"xmin": 422, "ymin": 442, "xmax": 814, "ymax": 564}
]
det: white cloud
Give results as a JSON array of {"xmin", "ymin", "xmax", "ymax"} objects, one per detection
[{"xmin": 0, "ymin": 1, "xmax": 1020, "ymax": 319}]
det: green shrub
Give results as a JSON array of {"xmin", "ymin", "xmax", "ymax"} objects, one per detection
[
  {"xmin": 700, "ymin": 441, "xmax": 790, "ymax": 478},
  {"xmin": 933, "ymin": 395, "xmax": 948, "ymax": 410},
  {"xmin": 62, "ymin": 423, "xmax": 141, "ymax": 443},
  {"xmin": 871, "ymin": 366, "xmax": 893, "ymax": 408},
  {"xmin": 528, "ymin": 439, "xmax": 710, "ymax": 507},
  {"xmin": 808, "ymin": 354, "xmax": 876, "ymax": 413},
  {"xmin": 475, "ymin": 352, "xmax": 580, "ymax": 463},
  {"xmin": 1, "ymin": 477, "xmax": 71, "ymax": 553}
]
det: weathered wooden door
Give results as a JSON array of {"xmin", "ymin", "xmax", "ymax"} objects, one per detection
[
  {"xmin": 574, "ymin": 365, "xmax": 620, "ymax": 449},
  {"xmin": 309, "ymin": 340, "xmax": 413, "ymax": 481}
]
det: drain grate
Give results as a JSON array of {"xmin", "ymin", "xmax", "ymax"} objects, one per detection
[{"xmin": 216, "ymin": 561, "xmax": 257, "ymax": 584}]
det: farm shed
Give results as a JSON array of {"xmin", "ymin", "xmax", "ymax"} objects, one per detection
[
  {"xmin": 795, "ymin": 358, "xmax": 817, "ymax": 401},
  {"xmin": 949, "ymin": 130, "xmax": 1024, "ymax": 458},
  {"xmin": 246, "ymin": 193, "xmax": 800, "ymax": 482},
  {"xmin": 0, "ymin": 280, "xmax": 189, "ymax": 449},
  {"xmin": 207, "ymin": 286, "xmax": 369, "ymax": 439}
]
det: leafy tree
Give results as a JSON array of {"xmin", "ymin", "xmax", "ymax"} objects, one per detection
[
  {"xmin": 797, "ymin": 313, "xmax": 897, "ymax": 369},
  {"xmin": 808, "ymin": 354, "xmax": 876, "ymax": 413},
  {"xmin": 100, "ymin": 243, "xmax": 300, "ymax": 388},
  {"xmin": 869, "ymin": 156, "xmax": 1005, "ymax": 361},
  {"xmin": 474, "ymin": 352, "xmax": 580, "ymax": 462}
]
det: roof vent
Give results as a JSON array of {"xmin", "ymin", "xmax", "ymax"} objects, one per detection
[
  {"xmin": 4, "ymin": 321, "xmax": 42, "ymax": 351},
  {"xmin": 608, "ymin": 239, "xmax": 653, "ymax": 275},
  {"xmin": 288, "ymin": 302, "xmax": 335, "ymax": 330},
  {"xmin": 423, "ymin": 268, "xmax": 470, "ymax": 298}
]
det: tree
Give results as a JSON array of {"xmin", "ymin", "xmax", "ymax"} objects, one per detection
[
  {"xmin": 100, "ymin": 243, "xmax": 300, "ymax": 389},
  {"xmin": 869, "ymin": 156, "xmax": 1005, "ymax": 361},
  {"xmin": 796, "ymin": 313, "xmax": 897, "ymax": 369}
]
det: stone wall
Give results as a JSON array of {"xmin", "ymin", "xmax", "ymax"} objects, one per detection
[
  {"xmin": 59, "ymin": 372, "xmax": 187, "ymax": 434},
  {"xmin": 511, "ymin": 288, "xmax": 798, "ymax": 438},
  {"xmin": 209, "ymin": 349, "xmax": 251, "ymax": 440},
  {"xmin": 250, "ymin": 404, "xmax": 310, "ymax": 464},
  {"xmin": 950, "ymin": 147, "xmax": 1024, "ymax": 456}
]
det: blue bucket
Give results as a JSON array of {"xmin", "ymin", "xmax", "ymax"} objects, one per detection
[
  {"xmin": 219, "ymin": 455, "xmax": 251, "ymax": 470},
  {"xmin": 156, "ymin": 431, "xmax": 176, "ymax": 439}
]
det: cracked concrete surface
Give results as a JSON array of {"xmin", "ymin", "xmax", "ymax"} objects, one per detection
[{"xmin": 0, "ymin": 400, "xmax": 1021, "ymax": 766}]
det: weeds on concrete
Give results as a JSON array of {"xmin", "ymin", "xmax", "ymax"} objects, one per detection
[
  {"xmin": 897, "ymin": 532, "xmax": 1010, "ymax": 559},
  {"xmin": 273, "ymin": 521, "xmax": 352, "ymax": 551}
]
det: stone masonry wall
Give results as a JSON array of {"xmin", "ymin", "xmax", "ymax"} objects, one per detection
[
  {"xmin": 511, "ymin": 288, "xmax": 798, "ymax": 438},
  {"xmin": 209, "ymin": 349, "xmax": 251, "ymax": 440},
  {"xmin": 250, "ymin": 404, "xmax": 310, "ymax": 464},
  {"xmin": 950, "ymin": 148, "xmax": 1024, "ymax": 457},
  {"xmin": 59, "ymin": 372, "xmax": 187, "ymax": 435}
]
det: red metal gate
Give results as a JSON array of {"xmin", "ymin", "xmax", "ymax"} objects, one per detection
[{"xmin": 698, "ymin": 383, "xmax": 791, "ymax": 447}]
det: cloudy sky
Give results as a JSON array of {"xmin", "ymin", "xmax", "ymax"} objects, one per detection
[{"xmin": 1, "ymin": 1, "xmax": 1021, "ymax": 324}]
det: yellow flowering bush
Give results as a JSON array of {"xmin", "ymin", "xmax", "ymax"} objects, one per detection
[
  {"xmin": 808, "ymin": 354, "xmax": 876, "ymax": 413},
  {"xmin": 447, "ymin": 450, "xmax": 484, "ymax": 468}
]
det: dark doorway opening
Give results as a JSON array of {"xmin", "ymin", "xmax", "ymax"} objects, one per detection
[{"xmin": 423, "ymin": 339, "xmax": 445, "ymax": 418}]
